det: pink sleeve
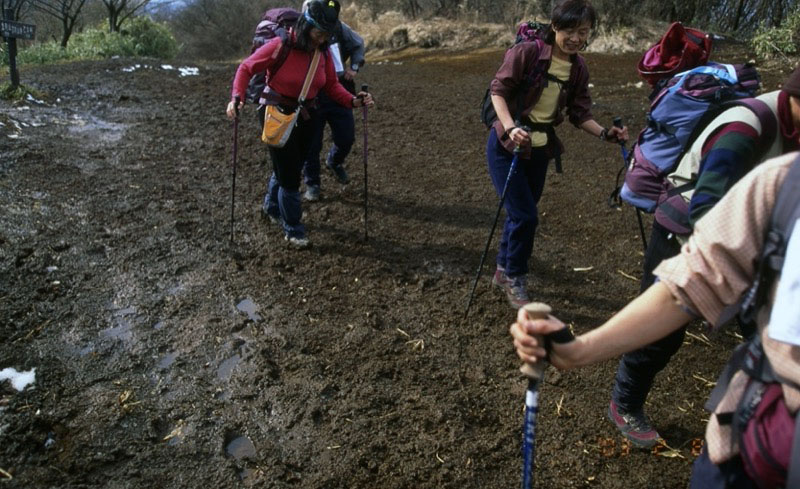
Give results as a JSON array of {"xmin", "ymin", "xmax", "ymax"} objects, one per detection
[
  {"xmin": 322, "ymin": 50, "xmax": 355, "ymax": 108},
  {"xmin": 231, "ymin": 38, "xmax": 282, "ymax": 100}
]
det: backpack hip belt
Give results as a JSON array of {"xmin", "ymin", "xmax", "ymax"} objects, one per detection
[{"xmin": 261, "ymin": 90, "xmax": 316, "ymax": 120}]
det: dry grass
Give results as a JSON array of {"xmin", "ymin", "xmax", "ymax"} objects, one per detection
[{"xmin": 340, "ymin": 4, "xmax": 667, "ymax": 58}]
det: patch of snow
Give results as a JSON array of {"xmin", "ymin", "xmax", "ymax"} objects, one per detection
[
  {"xmin": 0, "ymin": 368, "xmax": 36, "ymax": 391},
  {"xmin": 178, "ymin": 67, "xmax": 199, "ymax": 77},
  {"xmin": 26, "ymin": 94, "xmax": 46, "ymax": 105},
  {"xmin": 161, "ymin": 64, "xmax": 174, "ymax": 70}
]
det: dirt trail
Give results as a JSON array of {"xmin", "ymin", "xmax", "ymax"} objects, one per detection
[{"xmin": 0, "ymin": 44, "xmax": 788, "ymax": 488}]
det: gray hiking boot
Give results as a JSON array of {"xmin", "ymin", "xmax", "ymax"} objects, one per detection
[
  {"xmin": 285, "ymin": 235, "xmax": 310, "ymax": 249},
  {"xmin": 326, "ymin": 158, "xmax": 350, "ymax": 184},
  {"xmin": 261, "ymin": 205, "xmax": 282, "ymax": 226},
  {"xmin": 303, "ymin": 185, "xmax": 320, "ymax": 202},
  {"xmin": 607, "ymin": 400, "xmax": 661, "ymax": 448}
]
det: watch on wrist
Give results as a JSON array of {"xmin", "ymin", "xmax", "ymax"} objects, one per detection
[{"xmin": 599, "ymin": 128, "xmax": 608, "ymax": 141}]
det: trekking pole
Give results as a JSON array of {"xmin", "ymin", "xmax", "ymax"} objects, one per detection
[
  {"xmin": 464, "ymin": 124, "xmax": 531, "ymax": 318},
  {"xmin": 518, "ymin": 302, "xmax": 575, "ymax": 489},
  {"xmin": 230, "ymin": 96, "xmax": 241, "ymax": 244},
  {"xmin": 613, "ymin": 117, "xmax": 648, "ymax": 251},
  {"xmin": 361, "ymin": 84, "xmax": 369, "ymax": 241}
]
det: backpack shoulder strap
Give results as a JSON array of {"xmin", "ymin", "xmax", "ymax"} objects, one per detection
[
  {"xmin": 666, "ymin": 96, "xmax": 780, "ymax": 198},
  {"xmin": 740, "ymin": 154, "xmax": 800, "ymax": 324},
  {"xmin": 267, "ymin": 30, "xmax": 294, "ymax": 81},
  {"xmin": 734, "ymin": 96, "xmax": 778, "ymax": 156}
]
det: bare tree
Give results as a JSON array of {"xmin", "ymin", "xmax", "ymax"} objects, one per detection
[
  {"xmin": 101, "ymin": 0, "xmax": 151, "ymax": 32},
  {"xmin": 2, "ymin": 0, "xmax": 35, "ymax": 21},
  {"xmin": 30, "ymin": 0, "xmax": 88, "ymax": 47}
]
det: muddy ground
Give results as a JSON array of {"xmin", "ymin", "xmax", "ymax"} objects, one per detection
[{"xmin": 0, "ymin": 44, "xmax": 790, "ymax": 488}]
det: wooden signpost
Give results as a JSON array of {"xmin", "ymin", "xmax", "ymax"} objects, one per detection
[{"xmin": 3, "ymin": 8, "xmax": 36, "ymax": 89}]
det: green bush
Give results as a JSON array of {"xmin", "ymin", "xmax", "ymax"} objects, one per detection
[
  {"xmin": 122, "ymin": 16, "xmax": 179, "ymax": 58},
  {"xmin": 0, "ymin": 82, "xmax": 44, "ymax": 101},
  {"xmin": 751, "ymin": 9, "xmax": 800, "ymax": 59},
  {"xmin": 1, "ymin": 16, "xmax": 178, "ymax": 68}
]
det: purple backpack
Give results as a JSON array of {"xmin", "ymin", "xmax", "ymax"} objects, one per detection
[
  {"xmin": 619, "ymin": 62, "xmax": 761, "ymax": 213},
  {"xmin": 250, "ymin": 8, "xmax": 300, "ymax": 53},
  {"xmin": 245, "ymin": 8, "xmax": 301, "ymax": 104}
]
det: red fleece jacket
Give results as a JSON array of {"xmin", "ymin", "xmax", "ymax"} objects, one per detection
[{"xmin": 231, "ymin": 36, "xmax": 353, "ymax": 107}]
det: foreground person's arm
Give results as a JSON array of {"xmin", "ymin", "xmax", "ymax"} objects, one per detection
[{"xmin": 511, "ymin": 281, "xmax": 693, "ymax": 370}]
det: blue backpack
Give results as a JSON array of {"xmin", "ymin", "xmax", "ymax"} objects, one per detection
[{"xmin": 619, "ymin": 62, "xmax": 763, "ymax": 213}]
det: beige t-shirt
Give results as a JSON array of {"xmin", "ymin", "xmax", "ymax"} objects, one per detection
[{"xmin": 527, "ymin": 56, "xmax": 571, "ymax": 147}]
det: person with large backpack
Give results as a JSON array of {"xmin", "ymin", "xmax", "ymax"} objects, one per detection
[
  {"xmin": 300, "ymin": 13, "xmax": 365, "ymax": 201},
  {"xmin": 605, "ymin": 66, "xmax": 800, "ymax": 449},
  {"xmin": 485, "ymin": 0, "xmax": 628, "ymax": 309},
  {"xmin": 226, "ymin": 0, "xmax": 373, "ymax": 249},
  {"xmin": 511, "ymin": 150, "xmax": 800, "ymax": 488}
]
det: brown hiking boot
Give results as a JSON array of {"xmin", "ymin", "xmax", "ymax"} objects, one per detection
[{"xmin": 491, "ymin": 266, "xmax": 512, "ymax": 289}]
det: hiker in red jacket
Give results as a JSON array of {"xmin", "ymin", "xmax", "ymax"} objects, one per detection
[
  {"xmin": 487, "ymin": 0, "xmax": 627, "ymax": 309},
  {"xmin": 226, "ymin": 0, "xmax": 374, "ymax": 249}
]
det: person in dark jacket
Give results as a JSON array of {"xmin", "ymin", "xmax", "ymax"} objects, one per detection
[
  {"xmin": 301, "ymin": 14, "xmax": 366, "ymax": 201},
  {"xmin": 607, "ymin": 67, "xmax": 800, "ymax": 448},
  {"xmin": 487, "ymin": 0, "xmax": 627, "ymax": 308},
  {"xmin": 226, "ymin": 0, "xmax": 373, "ymax": 249}
]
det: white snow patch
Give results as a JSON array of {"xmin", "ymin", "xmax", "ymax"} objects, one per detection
[
  {"xmin": 0, "ymin": 368, "xmax": 36, "ymax": 391},
  {"xmin": 178, "ymin": 67, "xmax": 199, "ymax": 77}
]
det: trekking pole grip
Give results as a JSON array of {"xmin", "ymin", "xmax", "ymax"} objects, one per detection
[
  {"xmin": 613, "ymin": 116, "xmax": 623, "ymax": 143},
  {"xmin": 234, "ymin": 95, "xmax": 241, "ymax": 118},
  {"xmin": 513, "ymin": 123, "xmax": 532, "ymax": 153},
  {"xmin": 519, "ymin": 302, "xmax": 551, "ymax": 380}
]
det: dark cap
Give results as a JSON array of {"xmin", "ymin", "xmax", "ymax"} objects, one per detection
[
  {"xmin": 782, "ymin": 65, "xmax": 800, "ymax": 97},
  {"xmin": 304, "ymin": 0, "xmax": 340, "ymax": 33}
]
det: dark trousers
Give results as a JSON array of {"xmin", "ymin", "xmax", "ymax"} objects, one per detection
[
  {"xmin": 611, "ymin": 221, "xmax": 684, "ymax": 412},
  {"xmin": 485, "ymin": 128, "xmax": 549, "ymax": 278},
  {"xmin": 258, "ymin": 105, "xmax": 316, "ymax": 239},
  {"xmin": 690, "ymin": 450, "xmax": 757, "ymax": 489},
  {"xmin": 302, "ymin": 92, "xmax": 355, "ymax": 188}
]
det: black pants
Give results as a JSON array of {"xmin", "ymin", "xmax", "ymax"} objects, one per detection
[
  {"xmin": 258, "ymin": 105, "xmax": 316, "ymax": 239},
  {"xmin": 257, "ymin": 105, "xmax": 316, "ymax": 192},
  {"xmin": 611, "ymin": 221, "xmax": 683, "ymax": 412}
]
